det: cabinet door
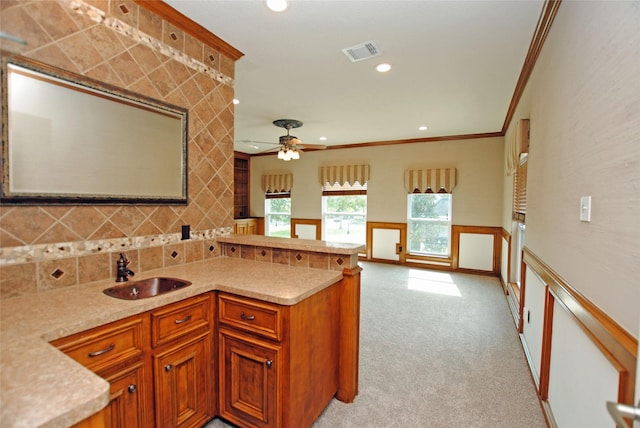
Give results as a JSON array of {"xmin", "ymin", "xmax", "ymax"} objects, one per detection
[
  {"xmin": 153, "ymin": 333, "xmax": 212, "ymax": 428},
  {"xmin": 103, "ymin": 361, "xmax": 151, "ymax": 428},
  {"xmin": 219, "ymin": 329, "xmax": 279, "ymax": 428}
]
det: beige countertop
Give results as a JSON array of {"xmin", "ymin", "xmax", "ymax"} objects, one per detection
[
  {"xmin": 218, "ymin": 234, "xmax": 365, "ymax": 254},
  {"xmin": 0, "ymin": 256, "xmax": 343, "ymax": 428}
]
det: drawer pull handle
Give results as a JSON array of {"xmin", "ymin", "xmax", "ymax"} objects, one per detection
[
  {"xmin": 128, "ymin": 384, "xmax": 137, "ymax": 394},
  {"xmin": 240, "ymin": 312, "xmax": 255, "ymax": 321},
  {"xmin": 165, "ymin": 364, "xmax": 173, "ymax": 372},
  {"xmin": 174, "ymin": 314, "xmax": 192, "ymax": 324},
  {"xmin": 266, "ymin": 359, "xmax": 273, "ymax": 368},
  {"xmin": 88, "ymin": 343, "xmax": 115, "ymax": 358}
]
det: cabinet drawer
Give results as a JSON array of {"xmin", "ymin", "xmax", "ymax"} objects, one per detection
[
  {"xmin": 218, "ymin": 293, "xmax": 283, "ymax": 341},
  {"xmin": 52, "ymin": 316, "xmax": 145, "ymax": 373},
  {"xmin": 151, "ymin": 294, "xmax": 212, "ymax": 348}
]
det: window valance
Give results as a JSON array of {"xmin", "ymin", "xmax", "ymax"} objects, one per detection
[
  {"xmin": 404, "ymin": 168, "xmax": 457, "ymax": 194},
  {"xmin": 506, "ymin": 119, "xmax": 529, "ymax": 176},
  {"xmin": 261, "ymin": 173, "xmax": 293, "ymax": 193},
  {"xmin": 320, "ymin": 164, "xmax": 370, "ymax": 186}
]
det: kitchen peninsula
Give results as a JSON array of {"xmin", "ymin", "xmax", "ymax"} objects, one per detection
[{"xmin": 0, "ymin": 236, "xmax": 363, "ymax": 428}]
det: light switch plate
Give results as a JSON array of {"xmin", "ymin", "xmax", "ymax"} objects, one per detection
[{"xmin": 580, "ymin": 196, "xmax": 591, "ymax": 222}]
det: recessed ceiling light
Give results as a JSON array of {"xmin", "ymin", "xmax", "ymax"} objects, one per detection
[
  {"xmin": 233, "ymin": 99, "xmax": 240, "ymax": 105},
  {"xmin": 419, "ymin": 126, "xmax": 428, "ymax": 131},
  {"xmin": 266, "ymin": 0, "xmax": 288, "ymax": 12},
  {"xmin": 320, "ymin": 137, "xmax": 327, "ymax": 141},
  {"xmin": 376, "ymin": 63, "xmax": 391, "ymax": 73}
]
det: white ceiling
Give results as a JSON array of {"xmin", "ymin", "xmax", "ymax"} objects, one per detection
[{"xmin": 165, "ymin": 0, "xmax": 544, "ymax": 155}]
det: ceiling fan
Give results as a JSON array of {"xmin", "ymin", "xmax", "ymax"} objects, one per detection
[{"xmin": 240, "ymin": 119, "xmax": 327, "ymax": 160}]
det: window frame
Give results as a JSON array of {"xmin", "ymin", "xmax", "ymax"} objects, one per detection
[
  {"xmin": 406, "ymin": 193, "xmax": 453, "ymax": 258},
  {"xmin": 264, "ymin": 192, "xmax": 291, "ymax": 238},
  {"xmin": 321, "ymin": 182, "xmax": 367, "ymax": 246}
]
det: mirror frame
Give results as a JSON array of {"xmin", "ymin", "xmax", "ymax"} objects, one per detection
[{"xmin": 1, "ymin": 54, "xmax": 189, "ymax": 205}]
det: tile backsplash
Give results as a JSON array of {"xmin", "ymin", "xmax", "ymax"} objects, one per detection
[{"xmin": 0, "ymin": 1, "xmax": 237, "ymax": 298}]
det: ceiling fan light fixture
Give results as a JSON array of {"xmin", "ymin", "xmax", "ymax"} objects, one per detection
[
  {"xmin": 291, "ymin": 150, "xmax": 300, "ymax": 160},
  {"xmin": 266, "ymin": 0, "xmax": 288, "ymax": 12}
]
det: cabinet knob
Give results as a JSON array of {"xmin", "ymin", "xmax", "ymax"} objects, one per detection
[
  {"xmin": 266, "ymin": 359, "xmax": 273, "ymax": 368},
  {"xmin": 127, "ymin": 384, "xmax": 137, "ymax": 393},
  {"xmin": 165, "ymin": 364, "xmax": 173, "ymax": 372}
]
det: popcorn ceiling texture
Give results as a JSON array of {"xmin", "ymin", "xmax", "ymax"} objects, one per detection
[{"xmin": 0, "ymin": 0, "xmax": 236, "ymax": 298}]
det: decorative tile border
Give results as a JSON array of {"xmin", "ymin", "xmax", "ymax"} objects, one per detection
[
  {"xmin": 0, "ymin": 227, "xmax": 233, "ymax": 266},
  {"xmin": 66, "ymin": 0, "xmax": 234, "ymax": 87}
]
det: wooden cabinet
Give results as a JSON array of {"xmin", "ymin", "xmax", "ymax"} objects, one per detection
[
  {"xmin": 217, "ymin": 285, "xmax": 340, "ymax": 428},
  {"xmin": 150, "ymin": 294, "xmax": 214, "ymax": 428},
  {"xmin": 233, "ymin": 218, "xmax": 258, "ymax": 235},
  {"xmin": 104, "ymin": 362, "xmax": 148, "ymax": 428},
  {"xmin": 153, "ymin": 333, "xmax": 211, "ymax": 428},
  {"xmin": 54, "ymin": 293, "xmax": 215, "ymax": 428},
  {"xmin": 52, "ymin": 278, "xmax": 351, "ymax": 428},
  {"xmin": 52, "ymin": 314, "xmax": 153, "ymax": 428},
  {"xmin": 219, "ymin": 329, "xmax": 279, "ymax": 427}
]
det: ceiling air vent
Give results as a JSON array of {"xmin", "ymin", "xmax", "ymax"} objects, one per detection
[{"xmin": 341, "ymin": 40, "xmax": 382, "ymax": 62}]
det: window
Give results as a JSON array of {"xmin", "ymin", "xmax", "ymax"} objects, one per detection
[
  {"xmin": 407, "ymin": 193, "xmax": 452, "ymax": 257},
  {"xmin": 322, "ymin": 182, "xmax": 367, "ymax": 245},
  {"xmin": 265, "ymin": 194, "xmax": 291, "ymax": 238},
  {"xmin": 511, "ymin": 153, "xmax": 528, "ymax": 285}
]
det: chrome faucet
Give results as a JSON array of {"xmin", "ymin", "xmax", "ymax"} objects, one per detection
[{"xmin": 116, "ymin": 253, "xmax": 135, "ymax": 282}]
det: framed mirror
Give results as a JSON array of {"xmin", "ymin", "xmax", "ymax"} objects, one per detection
[{"xmin": 1, "ymin": 55, "xmax": 188, "ymax": 204}]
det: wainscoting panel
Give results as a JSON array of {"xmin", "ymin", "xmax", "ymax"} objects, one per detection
[
  {"xmin": 295, "ymin": 224, "xmax": 317, "ymax": 240},
  {"xmin": 291, "ymin": 219, "xmax": 321, "ymax": 240},
  {"xmin": 451, "ymin": 226, "xmax": 501, "ymax": 274},
  {"xmin": 521, "ymin": 267, "xmax": 547, "ymax": 386},
  {"xmin": 458, "ymin": 233, "xmax": 494, "ymax": 271},
  {"xmin": 547, "ymin": 302, "xmax": 620, "ymax": 427},
  {"xmin": 521, "ymin": 248, "xmax": 637, "ymax": 427},
  {"xmin": 371, "ymin": 229, "xmax": 401, "ymax": 262},
  {"xmin": 366, "ymin": 222, "xmax": 406, "ymax": 264}
]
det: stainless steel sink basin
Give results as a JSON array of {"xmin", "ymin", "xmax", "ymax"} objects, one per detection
[{"xmin": 103, "ymin": 277, "xmax": 192, "ymax": 300}]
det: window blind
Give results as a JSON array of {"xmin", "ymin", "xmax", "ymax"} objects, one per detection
[
  {"xmin": 506, "ymin": 119, "xmax": 530, "ymax": 176},
  {"xmin": 513, "ymin": 157, "xmax": 527, "ymax": 221}
]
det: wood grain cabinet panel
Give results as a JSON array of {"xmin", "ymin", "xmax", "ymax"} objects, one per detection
[
  {"xmin": 233, "ymin": 218, "xmax": 257, "ymax": 235},
  {"xmin": 217, "ymin": 286, "xmax": 340, "ymax": 428},
  {"xmin": 53, "ymin": 314, "xmax": 153, "ymax": 428},
  {"xmin": 103, "ymin": 362, "xmax": 150, "ymax": 428},
  {"xmin": 153, "ymin": 333, "xmax": 213, "ymax": 428},
  {"xmin": 151, "ymin": 294, "xmax": 212, "ymax": 348},
  {"xmin": 218, "ymin": 293, "xmax": 282, "ymax": 341},
  {"xmin": 219, "ymin": 329, "xmax": 279, "ymax": 428},
  {"xmin": 151, "ymin": 294, "xmax": 215, "ymax": 428},
  {"xmin": 52, "ymin": 316, "xmax": 146, "ymax": 374}
]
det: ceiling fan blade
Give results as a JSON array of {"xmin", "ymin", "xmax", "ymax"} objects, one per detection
[
  {"xmin": 257, "ymin": 145, "xmax": 283, "ymax": 154},
  {"xmin": 297, "ymin": 143, "xmax": 327, "ymax": 150},
  {"xmin": 238, "ymin": 139, "xmax": 280, "ymax": 146}
]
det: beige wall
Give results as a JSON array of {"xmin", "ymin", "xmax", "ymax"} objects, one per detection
[
  {"xmin": 250, "ymin": 137, "xmax": 504, "ymax": 227},
  {"xmin": 502, "ymin": 1, "xmax": 639, "ymax": 336},
  {"xmin": 0, "ymin": 1, "xmax": 235, "ymax": 297}
]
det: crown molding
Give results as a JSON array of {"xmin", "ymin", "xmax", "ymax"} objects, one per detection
[{"xmin": 133, "ymin": 0, "xmax": 244, "ymax": 61}]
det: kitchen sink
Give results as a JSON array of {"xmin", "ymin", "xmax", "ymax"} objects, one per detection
[{"xmin": 103, "ymin": 277, "xmax": 192, "ymax": 300}]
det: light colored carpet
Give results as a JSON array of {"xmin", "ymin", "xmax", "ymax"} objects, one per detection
[{"xmin": 206, "ymin": 261, "xmax": 547, "ymax": 428}]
